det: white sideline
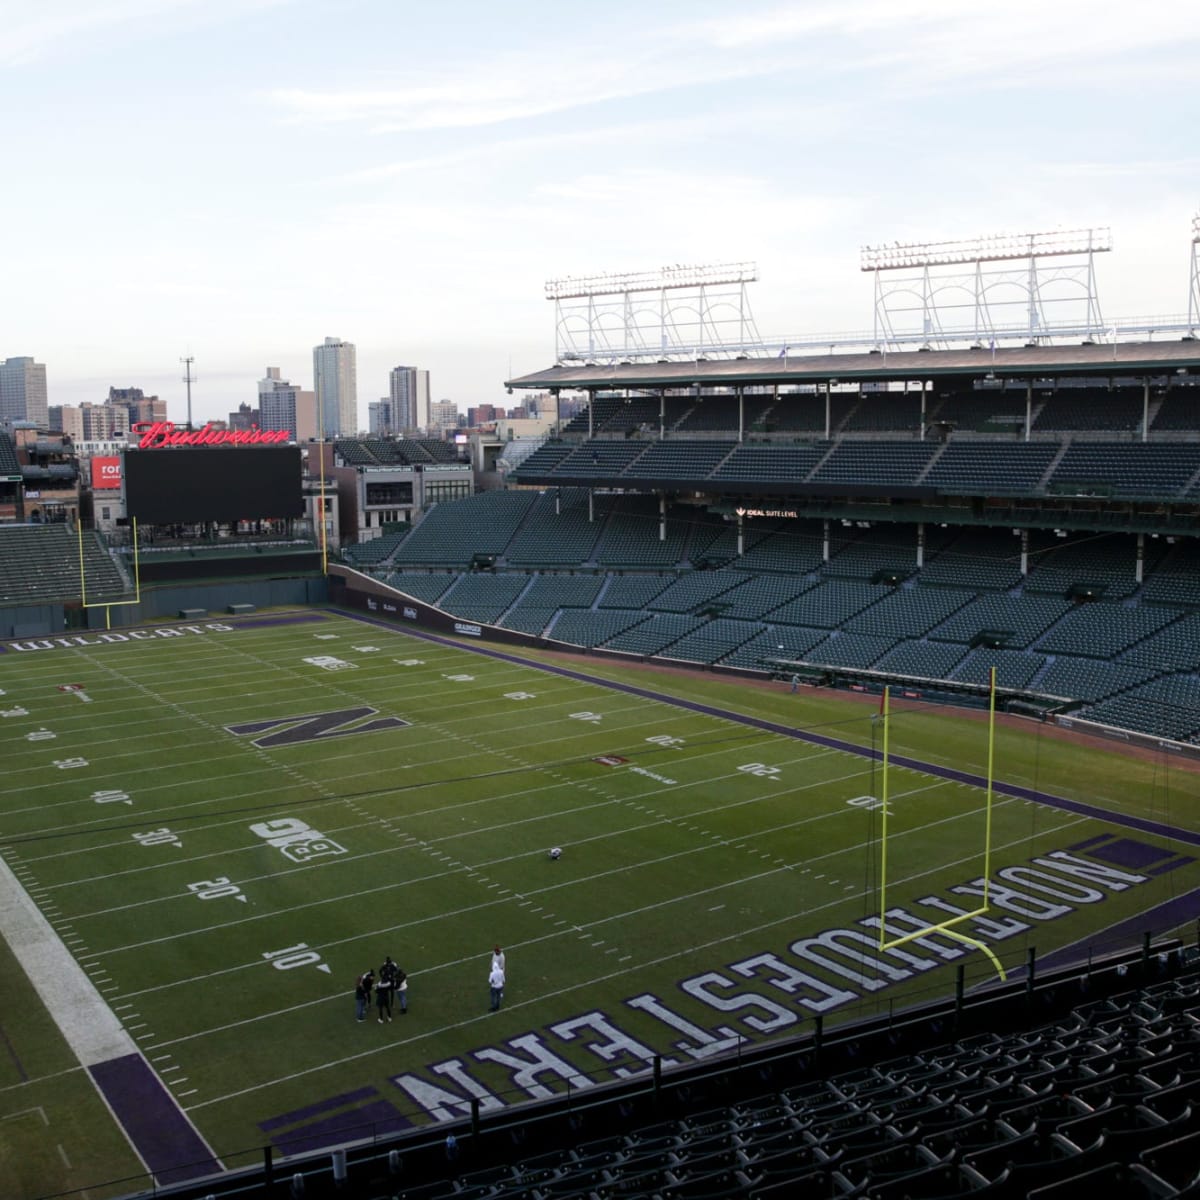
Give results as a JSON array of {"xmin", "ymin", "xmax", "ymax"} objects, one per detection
[{"xmin": 0, "ymin": 853, "xmax": 135, "ymax": 1066}]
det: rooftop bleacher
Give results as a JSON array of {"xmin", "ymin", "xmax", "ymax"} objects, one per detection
[{"xmin": 0, "ymin": 432, "xmax": 19, "ymax": 474}]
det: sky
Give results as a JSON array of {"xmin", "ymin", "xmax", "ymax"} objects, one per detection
[{"xmin": 1, "ymin": 0, "xmax": 1197, "ymax": 428}]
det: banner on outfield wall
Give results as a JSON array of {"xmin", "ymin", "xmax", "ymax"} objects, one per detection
[{"xmin": 91, "ymin": 456, "xmax": 123, "ymax": 489}]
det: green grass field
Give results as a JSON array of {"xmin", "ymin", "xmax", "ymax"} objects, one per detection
[{"xmin": 1, "ymin": 609, "xmax": 1197, "ymax": 1199}]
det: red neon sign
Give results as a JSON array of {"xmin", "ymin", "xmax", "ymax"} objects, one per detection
[{"xmin": 131, "ymin": 421, "xmax": 292, "ymax": 449}]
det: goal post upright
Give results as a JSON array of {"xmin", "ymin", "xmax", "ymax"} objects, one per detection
[
  {"xmin": 876, "ymin": 669, "xmax": 1007, "ymax": 981},
  {"xmin": 77, "ymin": 517, "xmax": 141, "ymax": 630}
]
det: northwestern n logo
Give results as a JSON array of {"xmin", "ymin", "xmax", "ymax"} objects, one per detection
[{"xmin": 226, "ymin": 706, "xmax": 410, "ymax": 748}]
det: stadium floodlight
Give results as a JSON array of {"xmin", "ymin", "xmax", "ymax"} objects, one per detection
[
  {"xmin": 545, "ymin": 261, "xmax": 758, "ymax": 300},
  {"xmin": 861, "ymin": 228, "xmax": 1112, "ymax": 272},
  {"xmin": 1193, "ymin": 212, "xmax": 1200, "ymax": 244}
]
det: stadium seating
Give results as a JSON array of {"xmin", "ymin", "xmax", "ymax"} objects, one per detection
[
  {"xmin": 340, "ymin": 528, "xmax": 409, "ymax": 566},
  {"xmin": 807, "ymin": 631, "xmax": 898, "ymax": 669},
  {"xmin": 1077, "ymin": 676, "xmax": 1200, "ymax": 741},
  {"xmin": 646, "ymin": 570, "xmax": 751, "ymax": 613},
  {"xmin": 383, "ymin": 572, "xmax": 454, "ymax": 605},
  {"xmin": 732, "ymin": 520, "xmax": 825, "ymax": 575},
  {"xmin": 809, "ymin": 440, "xmax": 939, "ymax": 487},
  {"xmin": 1150, "ymin": 386, "xmax": 1200, "ymax": 431},
  {"xmin": 594, "ymin": 498, "xmax": 689, "ymax": 567},
  {"xmin": 598, "ymin": 574, "xmax": 674, "ymax": 609},
  {"xmin": 0, "ymin": 524, "xmax": 128, "ymax": 605},
  {"xmin": 709, "ymin": 443, "xmax": 827, "ymax": 484},
  {"xmin": 1047, "ymin": 443, "xmax": 1200, "ymax": 500},
  {"xmin": 435, "ymin": 573, "xmax": 529, "ymax": 624},
  {"xmin": 504, "ymin": 488, "xmax": 606, "ymax": 567},
  {"xmin": 1033, "ymin": 387, "xmax": 1144, "ymax": 432},
  {"xmin": 601, "ymin": 612, "xmax": 707, "ymax": 655},
  {"xmin": 1025, "ymin": 533, "xmax": 1152, "ymax": 599},
  {"xmin": 1036, "ymin": 602, "xmax": 1181, "ymax": 658},
  {"xmin": 767, "ymin": 580, "xmax": 885, "ymax": 628},
  {"xmin": 623, "ymin": 440, "xmax": 738, "ymax": 481},
  {"xmin": 513, "ymin": 573, "xmax": 605, "ymax": 610},
  {"xmin": 392, "ymin": 491, "xmax": 537, "ymax": 566},
  {"xmin": 548, "ymin": 607, "xmax": 649, "ymax": 647},
  {"xmin": 924, "ymin": 442, "xmax": 1060, "ymax": 494},
  {"xmin": 709, "ymin": 573, "xmax": 816, "ymax": 621},
  {"xmin": 661, "ymin": 617, "xmax": 763, "ymax": 664},
  {"xmin": 930, "ymin": 593, "xmax": 1073, "ymax": 647},
  {"xmin": 1140, "ymin": 540, "xmax": 1200, "ymax": 608},
  {"xmin": 768, "ymin": 390, "xmax": 854, "ymax": 432},
  {"xmin": 840, "ymin": 390, "xmax": 924, "ymax": 432},
  {"xmin": 1123, "ymin": 611, "xmax": 1200, "ymax": 671},
  {"xmin": 1032, "ymin": 657, "xmax": 1159, "ymax": 703},
  {"xmin": 844, "ymin": 586, "xmax": 975, "ymax": 638},
  {"xmin": 950, "ymin": 647, "xmax": 1047, "ymax": 690},
  {"xmin": 872, "ymin": 640, "xmax": 969, "ymax": 680},
  {"xmin": 920, "ymin": 529, "xmax": 1025, "ymax": 591}
]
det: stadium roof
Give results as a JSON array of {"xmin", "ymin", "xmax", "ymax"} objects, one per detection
[{"xmin": 506, "ymin": 339, "xmax": 1200, "ymax": 391}]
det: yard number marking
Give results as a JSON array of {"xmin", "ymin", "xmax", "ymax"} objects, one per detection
[
  {"xmin": 263, "ymin": 942, "xmax": 331, "ymax": 974},
  {"xmin": 738, "ymin": 762, "xmax": 781, "ymax": 778},
  {"xmin": 570, "ymin": 711, "xmax": 603, "ymax": 723},
  {"xmin": 133, "ymin": 828, "xmax": 182, "ymax": 849},
  {"xmin": 92, "ymin": 789, "xmax": 132, "ymax": 806},
  {"xmin": 646, "ymin": 734, "xmax": 685, "ymax": 748},
  {"xmin": 188, "ymin": 877, "xmax": 247, "ymax": 902}
]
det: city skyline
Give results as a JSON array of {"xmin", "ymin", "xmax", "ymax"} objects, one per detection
[{"xmin": 1, "ymin": 1, "xmax": 1196, "ymax": 427}]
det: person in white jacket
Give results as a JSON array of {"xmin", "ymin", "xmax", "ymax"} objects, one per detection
[{"xmin": 488, "ymin": 962, "xmax": 505, "ymax": 1012}]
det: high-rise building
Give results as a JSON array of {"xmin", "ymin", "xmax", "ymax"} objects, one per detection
[
  {"xmin": 429, "ymin": 399, "xmax": 459, "ymax": 431},
  {"xmin": 368, "ymin": 399, "xmax": 394, "ymax": 434},
  {"xmin": 313, "ymin": 338, "xmax": 357, "ymax": 437},
  {"xmin": 0, "ymin": 357, "xmax": 48, "ymax": 427},
  {"xmin": 388, "ymin": 365, "xmax": 431, "ymax": 431},
  {"xmin": 258, "ymin": 367, "xmax": 316, "ymax": 440}
]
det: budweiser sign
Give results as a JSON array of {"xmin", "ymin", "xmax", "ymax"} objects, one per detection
[{"xmin": 131, "ymin": 421, "xmax": 292, "ymax": 449}]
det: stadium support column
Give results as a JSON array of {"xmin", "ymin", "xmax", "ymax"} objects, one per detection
[
  {"xmin": 1142, "ymin": 379, "xmax": 1150, "ymax": 443},
  {"xmin": 659, "ymin": 390, "xmax": 665, "ymax": 440},
  {"xmin": 916, "ymin": 523, "xmax": 925, "ymax": 569},
  {"xmin": 737, "ymin": 386, "xmax": 744, "ymax": 442},
  {"xmin": 824, "ymin": 382, "xmax": 832, "ymax": 440},
  {"xmin": 919, "ymin": 381, "xmax": 927, "ymax": 441},
  {"xmin": 737, "ymin": 510, "xmax": 744, "ymax": 556},
  {"xmin": 1024, "ymin": 382, "xmax": 1033, "ymax": 441},
  {"xmin": 823, "ymin": 519, "xmax": 831, "ymax": 563},
  {"xmin": 1020, "ymin": 529, "xmax": 1029, "ymax": 576},
  {"xmin": 1136, "ymin": 532, "xmax": 1145, "ymax": 584},
  {"xmin": 588, "ymin": 390, "xmax": 595, "ymax": 439},
  {"xmin": 589, "ymin": 488, "xmax": 594, "ymax": 522},
  {"xmin": 659, "ymin": 494, "xmax": 666, "ymax": 542}
]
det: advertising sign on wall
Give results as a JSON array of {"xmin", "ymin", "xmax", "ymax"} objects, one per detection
[{"xmin": 91, "ymin": 456, "xmax": 123, "ymax": 489}]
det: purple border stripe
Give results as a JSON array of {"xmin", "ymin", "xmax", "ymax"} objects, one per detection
[
  {"xmin": 1148, "ymin": 856, "xmax": 1197, "ymax": 876},
  {"xmin": 89, "ymin": 1053, "xmax": 220, "ymax": 1185},
  {"xmin": 340, "ymin": 609, "xmax": 1200, "ymax": 850},
  {"xmin": 1067, "ymin": 833, "xmax": 1113, "ymax": 852},
  {"xmin": 269, "ymin": 1098, "xmax": 411, "ymax": 1157},
  {"xmin": 259, "ymin": 1085, "xmax": 380, "ymax": 1133},
  {"xmin": 1033, "ymin": 886, "xmax": 1200, "ymax": 974},
  {"xmin": 233, "ymin": 614, "xmax": 327, "ymax": 629}
]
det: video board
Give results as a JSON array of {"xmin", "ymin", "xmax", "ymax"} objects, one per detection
[{"xmin": 123, "ymin": 446, "xmax": 304, "ymax": 523}]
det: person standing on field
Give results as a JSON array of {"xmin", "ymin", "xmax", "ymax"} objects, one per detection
[
  {"xmin": 489, "ymin": 961, "xmax": 505, "ymax": 1012},
  {"xmin": 355, "ymin": 969, "xmax": 374, "ymax": 1022},
  {"xmin": 375, "ymin": 970, "xmax": 394, "ymax": 1023}
]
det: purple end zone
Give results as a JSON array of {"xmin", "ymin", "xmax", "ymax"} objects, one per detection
[
  {"xmin": 259, "ymin": 1085, "xmax": 380, "ymax": 1133},
  {"xmin": 231, "ymin": 614, "xmax": 327, "ymax": 629},
  {"xmin": 89, "ymin": 1054, "xmax": 221, "ymax": 1185}
]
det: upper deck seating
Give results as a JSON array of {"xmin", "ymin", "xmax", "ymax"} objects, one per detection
[
  {"xmin": 841, "ymin": 391, "xmax": 923, "ymax": 432},
  {"xmin": 710, "ymin": 443, "xmax": 826, "ymax": 485},
  {"xmin": 809, "ymin": 441, "xmax": 938, "ymax": 487},
  {"xmin": 623, "ymin": 440, "xmax": 737, "ymax": 481},
  {"xmin": 925, "ymin": 442, "xmax": 1059, "ymax": 494},
  {"xmin": 1033, "ymin": 388, "xmax": 1144, "ymax": 432},
  {"xmin": 1047, "ymin": 443, "xmax": 1200, "ymax": 499}
]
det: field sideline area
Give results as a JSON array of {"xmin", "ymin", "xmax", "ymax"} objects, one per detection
[{"xmin": 1, "ymin": 609, "xmax": 1198, "ymax": 1199}]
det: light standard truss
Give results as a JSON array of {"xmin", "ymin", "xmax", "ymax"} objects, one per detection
[
  {"xmin": 545, "ymin": 262, "xmax": 761, "ymax": 363},
  {"xmin": 861, "ymin": 227, "xmax": 1112, "ymax": 349},
  {"xmin": 1189, "ymin": 212, "xmax": 1200, "ymax": 335}
]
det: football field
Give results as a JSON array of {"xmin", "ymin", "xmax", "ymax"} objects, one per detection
[{"xmin": 1, "ymin": 609, "xmax": 1198, "ymax": 1198}]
